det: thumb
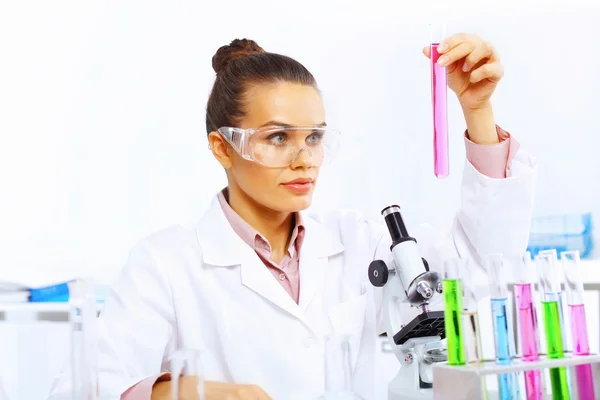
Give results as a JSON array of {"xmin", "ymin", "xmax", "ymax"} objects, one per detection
[{"xmin": 422, "ymin": 46, "xmax": 431, "ymax": 59}]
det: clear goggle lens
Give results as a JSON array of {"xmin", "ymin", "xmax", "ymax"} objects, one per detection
[{"xmin": 218, "ymin": 126, "xmax": 340, "ymax": 167}]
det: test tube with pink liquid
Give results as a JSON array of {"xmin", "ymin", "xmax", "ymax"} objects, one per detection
[
  {"xmin": 561, "ymin": 250, "xmax": 596, "ymax": 400},
  {"xmin": 512, "ymin": 252, "xmax": 543, "ymax": 400},
  {"xmin": 430, "ymin": 24, "xmax": 449, "ymax": 178}
]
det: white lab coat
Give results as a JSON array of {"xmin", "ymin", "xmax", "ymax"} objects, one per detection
[{"xmin": 49, "ymin": 151, "xmax": 536, "ymax": 400}]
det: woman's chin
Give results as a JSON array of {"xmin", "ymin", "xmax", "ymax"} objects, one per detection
[{"xmin": 278, "ymin": 192, "xmax": 313, "ymax": 212}]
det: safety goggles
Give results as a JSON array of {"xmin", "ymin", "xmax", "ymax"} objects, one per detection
[{"xmin": 217, "ymin": 125, "xmax": 341, "ymax": 168}]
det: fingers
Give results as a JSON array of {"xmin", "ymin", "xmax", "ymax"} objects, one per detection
[
  {"xmin": 422, "ymin": 46, "xmax": 431, "ymax": 58},
  {"xmin": 469, "ymin": 62, "xmax": 504, "ymax": 83},
  {"xmin": 434, "ymin": 33, "xmax": 498, "ymax": 68},
  {"xmin": 436, "ymin": 32, "xmax": 471, "ymax": 55},
  {"xmin": 462, "ymin": 41, "xmax": 496, "ymax": 72},
  {"xmin": 436, "ymin": 41, "xmax": 475, "ymax": 67}
]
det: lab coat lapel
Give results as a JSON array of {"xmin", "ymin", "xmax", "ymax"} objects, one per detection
[
  {"xmin": 297, "ymin": 214, "xmax": 344, "ymax": 311},
  {"xmin": 196, "ymin": 196, "xmax": 303, "ymax": 320},
  {"xmin": 239, "ymin": 253, "xmax": 303, "ymax": 320}
]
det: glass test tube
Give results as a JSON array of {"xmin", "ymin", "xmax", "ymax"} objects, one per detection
[
  {"xmin": 170, "ymin": 349, "xmax": 205, "ymax": 400},
  {"xmin": 458, "ymin": 259, "xmax": 483, "ymax": 365},
  {"xmin": 430, "ymin": 23, "xmax": 449, "ymax": 179},
  {"xmin": 512, "ymin": 252, "xmax": 543, "ymax": 400},
  {"xmin": 537, "ymin": 251, "xmax": 571, "ymax": 400},
  {"xmin": 68, "ymin": 279, "xmax": 99, "ymax": 400},
  {"xmin": 443, "ymin": 258, "xmax": 465, "ymax": 365},
  {"xmin": 485, "ymin": 254, "xmax": 520, "ymax": 400},
  {"xmin": 317, "ymin": 334, "xmax": 365, "ymax": 400},
  {"xmin": 561, "ymin": 250, "xmax": 596, "ymax": 400}
]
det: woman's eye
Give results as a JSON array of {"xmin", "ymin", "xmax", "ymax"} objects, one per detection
[
  {"xmin": 266, "ymin": 132, "xmax": 287, "ymax": 145},
  {"xmin": 307, "ymin": 132, "xmax": 324, "ymax": 144}
]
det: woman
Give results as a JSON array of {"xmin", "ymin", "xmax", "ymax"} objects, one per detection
[{"xmin": 50, "ymin": 36, "xmax": 535, "ymax": 400}]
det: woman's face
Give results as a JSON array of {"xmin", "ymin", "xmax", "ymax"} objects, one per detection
[{"xmin": 215, "ymin": 82, "xmax": 326, "ymax": 213}]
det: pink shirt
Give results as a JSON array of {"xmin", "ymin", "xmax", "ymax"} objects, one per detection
[{"xmin": 121, "ymin": 126, "xmax": 518, "ymax": 399}]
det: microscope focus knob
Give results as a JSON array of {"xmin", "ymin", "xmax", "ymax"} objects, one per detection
[{"xmin": 368, "ymin": 260, "xmax": 390, "ymax": 287}]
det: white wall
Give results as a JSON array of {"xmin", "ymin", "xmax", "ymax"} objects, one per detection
[{"xmin": 1, "ymin": 0, "xmax": 599, "ymax": 285}]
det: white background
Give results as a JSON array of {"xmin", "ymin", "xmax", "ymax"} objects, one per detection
[
  {"xmin": 1, "ymin": 0, "xmax": 599, "ymax": 286},
  {"xmin": 1, "ymin": 0, "xmax": 600, "ymax": 399}
]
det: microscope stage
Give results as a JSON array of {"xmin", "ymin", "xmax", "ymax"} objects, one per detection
[{"xmin": 393, "ymin": 311, "xmax": 445, "ymax": 345}]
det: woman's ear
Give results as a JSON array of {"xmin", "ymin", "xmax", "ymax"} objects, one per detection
[{"xmin": 208, "ymin": 131, "xmax": 233, "ymax": 169}]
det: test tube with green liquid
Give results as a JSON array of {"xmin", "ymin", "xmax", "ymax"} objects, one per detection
[
  {"xmin": 443, "ymin": 258, "xmax": 466, "ymax": 365},
  {"xmin": 536, "ymin": 251, "xmax": 571, "ymax": 400}
]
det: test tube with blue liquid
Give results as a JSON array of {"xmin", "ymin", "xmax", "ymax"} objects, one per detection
[
  {"xmin": 536, "ymin": 251, "xmax": 571, "ymax": 399},
  {"xmin": 561, "ymin": 250, "xmax": 596, "ymax": 400},
  {"xmin": 485, "ymin": 254, "xmax": 520, "ymax": 400}
]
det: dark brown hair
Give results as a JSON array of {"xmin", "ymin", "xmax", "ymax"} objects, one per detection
[{"xmin": 205, "ymin": 39, "xmax": 318, "ymax": 134}]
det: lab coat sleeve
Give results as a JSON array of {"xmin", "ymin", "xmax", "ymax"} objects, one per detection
[
  {"xmin": 48, "ymin": 239, "xmax": 175, "ymax": 400},
  {"xmin": 368, "ymin": 145, "xmax": 536, "ymax": 334}
]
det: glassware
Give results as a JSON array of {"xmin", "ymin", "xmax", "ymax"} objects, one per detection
[
  {"xmin": 511, "ymin": 252, "xmax": 543, "ymax": 400},
  {"xmin": 430, "ymin": 23, "xmax": 449, "ymax": 179},
  {"xmin": 442, "ymin": 258, "xmax": 465, "ymax": 365},
  {"xmin": 170, "ymin": 348, "xmax": 205, "ymax": 400},
  {"xmin": 561, "ymin": 250, "xmax": 595, "ymax": 400},
  {"xmin": 458, "ymin": 259, "xmax": 483, "ymax": 365},
  {"xmin": 536, "ymin": 251, "xmax": 571, "ymax": 400},
  {"xmin": 68, "ymin": 279, "xmax": 99, "ymax": 400},
  {"xmin": 316, "ymin": 334, "xmax": 364, "ymax": 400},
  {"xmin": 485, "ymin": 254, "xmax": 520, "ymax": 400}
]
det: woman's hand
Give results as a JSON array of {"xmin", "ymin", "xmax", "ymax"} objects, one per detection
[
  {"xmin": 423, "ymin": 33, "xmax": 503, "ymax": 144},
  {"xmin": 422, "ymin": 33, "xmax": 504, "ymax": 111},
  {"xmin": 152, "ymin": 378, "xmax": 272, "ymax": 400}
]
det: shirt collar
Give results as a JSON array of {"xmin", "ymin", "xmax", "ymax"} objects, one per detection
[{"xmin": 217, "ymin": 188, "xmax": 305, "ymax": 257}]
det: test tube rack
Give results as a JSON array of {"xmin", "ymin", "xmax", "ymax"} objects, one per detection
[{"xmin": 432, "ymin": 353, "xmax": 600, "ymax": 399}]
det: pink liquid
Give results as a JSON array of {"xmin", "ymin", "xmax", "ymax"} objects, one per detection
[
  {"xmin": 569, "ymin": 304, "xmax": 596, "ymax": 399},
  {"xmin": 514, "ymin": 284, "xmax": 543, "ymax": 400},
  {"xmin": 431, "ymin": 43, "xmax": 449, "ymax": 178}
]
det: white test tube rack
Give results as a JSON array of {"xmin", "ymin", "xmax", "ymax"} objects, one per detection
[{"xmin": 433, "ymin": 353, "xmax": 600, "ymax": 399}]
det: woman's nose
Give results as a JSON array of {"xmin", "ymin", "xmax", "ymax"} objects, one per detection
[{"xmin": 290, "ymin": 147, "xmax": 313, "ymax": 169}]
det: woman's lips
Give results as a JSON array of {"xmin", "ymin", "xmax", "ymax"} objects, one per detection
[{"xmin": 281, "ymin": 179, "xmax": 313, "ymax": 194}]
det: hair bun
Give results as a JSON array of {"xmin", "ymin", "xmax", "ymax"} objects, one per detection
[{"xmin": 212, "ymin": 39, "xmax": 265, "ymax": 74}]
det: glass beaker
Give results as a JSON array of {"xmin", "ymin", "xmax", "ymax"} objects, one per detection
[
  {"xmin": 68, "ymin": 279, "xmax": 99, "ymax": 400},
  {"xmin": 170, "ymin": 348, "xmax": 205, "ymax": 400},
  {"xmin": 316, "ymin": 334, "xmax": 364, "ymax": 400}
]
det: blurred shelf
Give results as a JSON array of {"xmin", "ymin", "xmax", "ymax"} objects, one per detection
[
  {"xmin": 0, "ymin": 260, "xmax": 598, "ymax": 315},
  {"xmin": 579, "ymin": 259, "xmax": 600, "ymax": 284},
  {"xmin": 0, "ymin": 301, "xmax": 104, "ymax": 314},
  {"xmin": 507, "ymin": 259, "xmax": 600, "ymax": 287}
]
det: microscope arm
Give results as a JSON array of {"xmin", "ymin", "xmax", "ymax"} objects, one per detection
[{"xmin": 368, "ymin": 205, "xmax": 445, "ymax": 345}]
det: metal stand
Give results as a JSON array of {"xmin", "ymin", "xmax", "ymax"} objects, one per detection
[{"xmin": 433, "ymin": 353, "xmax": 600, "ymax": 400}]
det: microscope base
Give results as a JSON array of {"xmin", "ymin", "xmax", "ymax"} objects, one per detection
[
  {"xmin": 386, "ymin": 337, "xmax": 441, "ymax": 400},
  {"xmin": 388, "ymin": 388, "xmax": 432, "ymax": 400}
]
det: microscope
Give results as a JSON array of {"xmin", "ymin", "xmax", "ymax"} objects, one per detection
[{"xmin": 368, "ymin": 205, "xmax": 447, "ymax": 400}]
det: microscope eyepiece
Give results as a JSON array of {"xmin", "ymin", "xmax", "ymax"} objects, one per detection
[{"xmin": 381, "ymin": 205, "xmax": 414, "ymax": 249}]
